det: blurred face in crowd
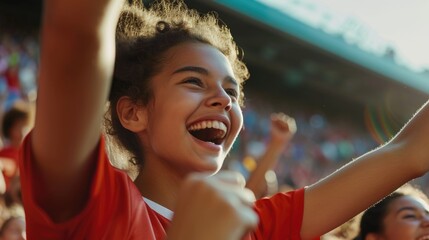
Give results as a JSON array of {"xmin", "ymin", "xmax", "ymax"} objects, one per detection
[
  {"xmin": 369, "ymin": 195, "xmax": 429, "ymax": 240},
  {"xmin": 9, "ymin": 119, "xmax": 28, "ymax": 147}
]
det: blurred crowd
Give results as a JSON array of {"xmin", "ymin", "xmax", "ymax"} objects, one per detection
[
  {"xmin": 0, "ymin": 32, "xmax": 38, "ymax": 107},
  {"xmin": 227, "ymin": 102, "xmax": 378, "ymax": 189},
  {"xmin": 0, "ymin": 31, "xmax": 38, "ymax": 239}
]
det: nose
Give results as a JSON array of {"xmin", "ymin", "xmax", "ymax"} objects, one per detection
[{"xmin": 206, "ymin": 87, "xmax": 232, "ymax": 111}]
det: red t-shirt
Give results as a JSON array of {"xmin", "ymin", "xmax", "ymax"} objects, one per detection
[
  {"xmin": 0, "ymin": 146, "xmax": 19, "ymax": 188},
  {"xmin": 19, "ymin": 134, "xmax": 319, "ymax": 240}
]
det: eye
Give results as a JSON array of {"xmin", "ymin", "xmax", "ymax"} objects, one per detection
[
  {"xmin": 403, "ymin": 214, "xmax": 417, "ymax": 219},
  {"xmin": 225, "ymin": 88, "xmax": 238, "ymax": 99},
  {"xmin": 182, "ymin": 77, "xmax": 204, "ymax": 87}
]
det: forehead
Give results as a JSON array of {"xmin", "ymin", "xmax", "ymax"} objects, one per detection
[
  {"xmin": 389, "ymin": 195, "xmax": 429, "ymax": 213},
  {"xmin": 161, "ymin": 42, "xmax": 237, "ymax": 81}
]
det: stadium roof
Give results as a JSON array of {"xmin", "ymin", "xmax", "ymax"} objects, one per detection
[
  {"xmin": 211, "ymin": 0, "xmax": 429, "ymax": 93},
  {"xmin": 186, "ymin": 0, "xmax": 429, "ymax": 119}
]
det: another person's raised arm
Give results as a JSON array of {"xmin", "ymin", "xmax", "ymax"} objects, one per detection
[{"xmin": 246, "ymin": 113, "xmax": 296, "ymax": 198}]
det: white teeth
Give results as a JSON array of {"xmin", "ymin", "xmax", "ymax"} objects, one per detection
[{"xmin": 188, "ymin": 120, "xmax": 227, "ymax": 137}]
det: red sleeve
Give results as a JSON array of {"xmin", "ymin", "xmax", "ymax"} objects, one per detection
[
  {"xmin": 250, "ymin": 188, "xmax": 320, "ymax": 240},
  {"xmin": 19, "ymin": 133, "xmax": 158, "ymax": 239}
]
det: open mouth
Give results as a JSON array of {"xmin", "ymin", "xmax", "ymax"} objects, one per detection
[{"xmin": 188, "ymin": 120, "xmax": 227, "ymax": 145}]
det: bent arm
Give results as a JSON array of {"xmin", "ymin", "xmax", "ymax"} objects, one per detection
[
  {"xmin": 246, "ymin": 113, "xmax": 296, "ymax": 198},
  {"xmin": 245, "ymin": 142, "xmax": 284, "ymax": 199},
  {"xmin": 31, "ymin": 0, "xmax": 123, "ymax": 222},
  {"xmin": 300, "ymin": 100, "xmax": 429, "ymax": 239}
]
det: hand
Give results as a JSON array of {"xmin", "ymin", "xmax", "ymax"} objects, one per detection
[
  {"xmin": 269, "ymin": 113, "xmax": 296, "ymax": 149},
  {"xmin": 168, "ymin": 171, "xmax": 259, "ymax": 240}
]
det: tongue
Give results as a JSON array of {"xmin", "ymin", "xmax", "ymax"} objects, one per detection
[{"xmin": 190, "ymin": 128, "xmax": 223, "ymax": 143}]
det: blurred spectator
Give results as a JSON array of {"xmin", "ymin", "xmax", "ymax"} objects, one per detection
[
  {"xmin": 245, "ymin": 112, "xmax": 296, "ymax": 198},
  {"xmin": 0, "ymin": 33, "xmax": 38, "ymax": 111},
  {"xmin": 353, "ymin": 183, "xmax": 429, "ymax": 240},
  {"xmin": 0, "ymin": 103, "xmax": 31, "ymax": 190}
]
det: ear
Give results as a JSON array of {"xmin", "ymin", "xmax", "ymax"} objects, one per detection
[{"xmin": 116, "ymin": 96, "xmax": 148, "ymax": 133}]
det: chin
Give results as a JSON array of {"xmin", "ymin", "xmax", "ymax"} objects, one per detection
[{"xmin": 194, "ymin": 161, "xmax": 222, "ymax": 174}]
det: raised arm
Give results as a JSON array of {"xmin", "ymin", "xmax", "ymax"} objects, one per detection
[
  {"xmin": 301, "ymin": 101, "xmax": 429, "ymax": 239},
  {"xmin": 31, "ymin": 0, "xmax": 124, "ymax": 222},
  {"xmin": 245, "ymin": 113, "xmax": 296, "ymax": 198}
]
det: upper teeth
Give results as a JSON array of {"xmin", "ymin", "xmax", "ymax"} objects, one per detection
[{"xmin": 188, "ymin": 120, "xmax": 227, "ymax": 134}]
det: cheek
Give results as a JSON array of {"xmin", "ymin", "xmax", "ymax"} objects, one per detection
[
  {"xmin": 383, "ymin": 220, "xmax": 419, "ymax": 239},
  {"xmin": 230, "ymin": 106, "xmax": 243, "ymax": 136},
  {"xmin": 146, "ymin": 99, "xmax": 189, "ymax": 139},
  {"xmin": 11, "ymin": 127, "xmax": 21, "ymax": 137}
]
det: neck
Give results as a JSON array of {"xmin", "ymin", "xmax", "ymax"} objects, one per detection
[{"xmin": 134, "ymin": 157, "xmax": 185, "ymax": 211}]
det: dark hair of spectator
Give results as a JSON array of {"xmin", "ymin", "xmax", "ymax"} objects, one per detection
[{"xmin": 1, "ymin": 107, "xmax": 29, "ymax": 140}]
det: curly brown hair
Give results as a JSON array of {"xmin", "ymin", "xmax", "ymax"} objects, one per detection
[{"xmin": 104, "ymin": 0, "xmax": 249, "ymax": 168}]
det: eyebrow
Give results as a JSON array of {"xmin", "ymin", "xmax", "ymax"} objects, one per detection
[
  {"xmin": 173, "ymin": 66, "xmax": 208, "ymax": 75},
  {"xmin": 397, "ymin": 206, "xmax": 417, "ymax": 214},
  {"xmin": 396, "ymin": 206, "xmax": 429, "ymax": 215},
  {"xmin": 172, "ymin": 66, "xmax": 238, "ymax": 87}
]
